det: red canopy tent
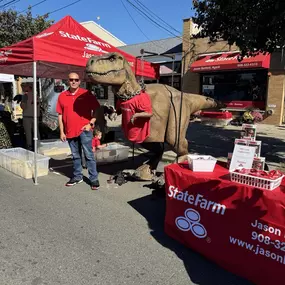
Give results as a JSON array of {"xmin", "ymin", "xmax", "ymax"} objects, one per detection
[
  {"xmin": 0, "ymin": 15, "xmax": 159, "ymax": 185},
  {"xmin": 0, "ymin": 15, "xmax": 159, "ymax": 79}
]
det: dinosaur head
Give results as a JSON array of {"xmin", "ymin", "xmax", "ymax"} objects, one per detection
[
  {"xmin": 205, "ymin": 97, "xmax": 227, "ymax": 109},
  {"xmin": 86, "ymin": 52, "xmax": 141, "ymax": 101},
  {"xmin": 86, "ymin": 52, "xmax": 130, "ymax": 85},
  {"xmin": 189, "ymin": 94, "xmax": 226, "ymax": 114}
]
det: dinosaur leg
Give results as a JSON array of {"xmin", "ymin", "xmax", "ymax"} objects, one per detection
[
  {"xmin": 176, "ymin": 138, "xmax": 189, "ymax": 163},
  {"xmin": 133, "ymin": 142, "xmax": 164, "ymax": 181},
  {"xmin": 151, "ymin": 139, "xmax": 189, "ymax": 188},
  {"xmin": 141, "ymin": 142, "xmax": 164, "ymax": 170}
]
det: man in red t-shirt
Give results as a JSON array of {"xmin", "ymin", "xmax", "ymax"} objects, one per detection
[
  {"xmin": 56, "ymin": 72, "xmax": 100, "ymax": 190},
  {"xmin": 116, "ymin": 91, "xmax": 152, "ymax": 143}
]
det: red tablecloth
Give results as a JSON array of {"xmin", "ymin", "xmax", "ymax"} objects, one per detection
[{"xmin": 164, "ymin": 162, "xmax": 285, "ymax": 285}]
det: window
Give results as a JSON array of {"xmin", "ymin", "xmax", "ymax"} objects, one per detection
[
  {"xmin": 92, "ymin": 85, "xmax": 108, "ymax": 100},
  {"xmin": 201, "ymin": 70, "xmax": 268, "ymax": 102},
  {"xmin": 160, "ymin": 75, "xmax": 181, "ymax": 90}
]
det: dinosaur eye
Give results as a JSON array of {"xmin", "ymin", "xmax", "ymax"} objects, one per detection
[{"xmin": 109, "ymin": 57, "xmax": 115, "ymax": 62}]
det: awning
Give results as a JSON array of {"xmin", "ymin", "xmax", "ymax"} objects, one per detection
[
  {"xmin": 160, "ymin": 65, "xmax": 177, "ymax": 75},
  {"xmin": 190, "ymin": 52, "xmax": 271, "ymax": 72},
  {"xmin": 0, "ymin": 73, "xmax": 14, "ymax": 82}
]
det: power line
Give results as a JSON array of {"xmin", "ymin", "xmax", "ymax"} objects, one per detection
[
  {"xmin": 120, "ymin": 0, "xmax": 164, "ymax": 49},
  {"xmin": 133, "ymin": 0, "xmax": 181, "ymax": 35},
  {"xmin": 125, "ymin": 0, "xmax": 181, "ymax": 39},
  {"xmin": 0, "ymin": 0, "xmax": 20, "ymax": 9},
  {"xmin": 44, "ymin": 0, "xmax": 85, "ymax": 16},
  {"xmin": 19, "ymin": 0, "xmax": 47, "ymax": 14},
  {"xmin": 120, "ymin": 0, "xmax": 150, "ymax": 41},
  {"xmin": 123, "ymin": 0, "xmax": 197, "ymax": 56},
  {"xmin": 0, "ymin": 0, "xmax": 17, "ymax": 7},
  {"xmin": 128, "ymin": 0, "xmax": 198, "ymax": 47}
]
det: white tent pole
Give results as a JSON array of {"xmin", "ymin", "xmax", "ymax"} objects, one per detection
[
  {"xmin": 33, "ymin": 61, "xmax": 38, "ymax": 185},
  {"xmin": 39, "ymin": 78, "xmax": 42, "ymax": 99}
]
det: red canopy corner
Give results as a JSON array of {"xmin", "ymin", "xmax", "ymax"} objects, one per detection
[
  {"xmin": 190, "ymin": 52, "xmax": 270, "ymax": 72},
  {"xmin": 0, "ymin": 15, "xmax": 159, "ymax": 80}
]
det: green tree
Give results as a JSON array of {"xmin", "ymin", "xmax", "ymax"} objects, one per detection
[
  {"xmin": 0, "ymin": 8, "xmax": 54, "ymax": 48},
  {"xmin": 192, "ymin": 0, "xmax": 285, "ymax": 57}
]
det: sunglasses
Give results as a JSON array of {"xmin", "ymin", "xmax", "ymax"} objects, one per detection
[{"xmin": 69, "ymin": 78, "xmax": 79, "ymax": 82}]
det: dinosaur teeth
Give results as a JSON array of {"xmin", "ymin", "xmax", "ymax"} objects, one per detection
[{"xmin": 87, "ymin": 69, "xmax": 122, "ymax": 76}]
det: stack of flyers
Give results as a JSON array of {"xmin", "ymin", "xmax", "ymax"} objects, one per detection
[
  {"xmin": 241, "ymin": 124, "xmax": 256, "ymax": 141},
  {"xmin": 234, "ymin": 139, "xmax": 248, "ymax": 146},
  {"xmin": 248, "ymin": 140, "xmax": 262, "ymax": 157},
  {"xmin": 252, "ymin": 157, "xmax": 266, "ymax": 171},
  {"xmin": 234, "ymin": 139, "xmax": 261, "ymax": 157}
]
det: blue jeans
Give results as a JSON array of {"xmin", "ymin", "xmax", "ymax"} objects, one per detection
[{"xmin": 68, "ymin": 131, "xmax": 98, "ymax": 182}]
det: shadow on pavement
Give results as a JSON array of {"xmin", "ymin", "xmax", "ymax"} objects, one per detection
[
  {"xmin": 128, "ymin": 190, "xmax": 253, "ymax": 285},
  {"xmin": 111, "ymin": 121, "xmax": 285, "ymax": 166},
  {"xmin": 48, "ymin": 153, "xmax": 152, "ymax": 180},
  {"xmin": 186, "ymin": 122, "xmax": 285, "ymax": 165}
]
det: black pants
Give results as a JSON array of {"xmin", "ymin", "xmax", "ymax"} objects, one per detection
[{"xmin": 140, "ymin": 142, "xmax": 164, "ymax": 170}]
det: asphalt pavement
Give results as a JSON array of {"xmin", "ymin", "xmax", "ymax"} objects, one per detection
[{"xmin": 0, "ymin": 156, "xmax": 253, "ymax": 285}]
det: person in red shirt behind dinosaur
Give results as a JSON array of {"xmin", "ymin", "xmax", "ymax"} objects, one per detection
[
  {"xmin": 56, "ymin": 72, "xmax": 100, "ymax": 190},
  {"xmin": 116, "ymin": 91, "xmax": 153, "ymax": 144}
]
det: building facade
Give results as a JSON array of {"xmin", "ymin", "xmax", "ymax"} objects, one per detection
[
  {"xmin": 182, "ymin": 18, "xmax": 285, "ymax": 126},
  {"xmin": 80, "ymin": 21, "xmax": 126, "ymax": 47},
  {"xmin": 119, "ymin": 37, "xmax": 182, "ymax": 90}
]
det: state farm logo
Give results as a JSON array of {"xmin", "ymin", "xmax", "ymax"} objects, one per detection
[
  {"xmin": 59, "ymin": 31, "xmax": 111, "ymax": 49},
  {"xmin": 205, "ymin": 55, "xmax": 238, "ymax": 63},
  {"xmin": 0, "ymin": 50, "xmax": 12, "ymax": 56},
  {"xmin": 176, "ymin": 208, "xmax": 207, "ymax": 239},
  {"xmin": 84, "ymin": 43, "xmax": 107, "ymax": 53},
  {"xmin": 0, "ymin": 49, "xmax": 12, "ymax": 63},
  {"xmin": 36, "ymin": 32, "xmax": 54, "ymax": 38},
  {"xmin": 82, "ymin": 43, "xmax": 109, "ymax": 59}
]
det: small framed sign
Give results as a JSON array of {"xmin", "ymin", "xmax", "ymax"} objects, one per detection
[{"xmin": 229, "ymin": 144, "xmax": 256, "ymax": 171}]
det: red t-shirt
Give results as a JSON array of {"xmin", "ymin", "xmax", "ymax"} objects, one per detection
[
  {"xmin": 56, "ymin": 88, "xmax": 100, "ymax": 138},
  {"xmin": 116, "ymin": 92, "xmax": 152, "ymax": 143},
  {"xmin": 92, "ymin": 137, "xmax": 101, "ymax": 148}
]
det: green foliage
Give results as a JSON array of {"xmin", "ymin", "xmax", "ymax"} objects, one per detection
[
  {"xmin": 192, "ymin": 0, "xmax": 285, "ymax": 57},
  {"xmin": 0, "ymin": 7, "xmax": 54, "ymax": 48}
]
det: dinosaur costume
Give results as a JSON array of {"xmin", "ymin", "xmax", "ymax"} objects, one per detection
[{"xmin": 85, "ymin": 52, "xmax": 223, "ymax": 180}]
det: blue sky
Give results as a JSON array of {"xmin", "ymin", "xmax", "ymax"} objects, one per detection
[{"xmin": 10, "ymin": 0, "xmax": 194, "ymax": 44}]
